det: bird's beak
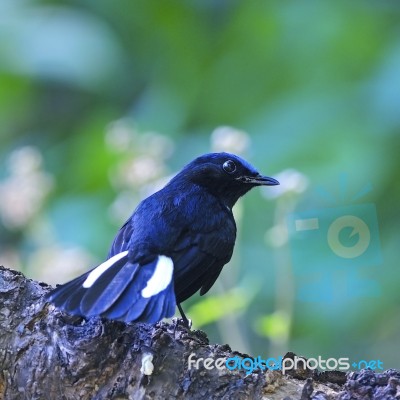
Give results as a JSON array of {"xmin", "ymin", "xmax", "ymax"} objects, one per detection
[{"xmin": 236, "ymin": 174, "xmax": 280, "ymax": 186}]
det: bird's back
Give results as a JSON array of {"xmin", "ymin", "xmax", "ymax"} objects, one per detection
[{"xmin": 109, "ymin": 183, "xmax": 237, "ymax": 302}]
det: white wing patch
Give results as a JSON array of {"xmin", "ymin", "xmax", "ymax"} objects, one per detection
[
  {"xmin": 141, "ymin": 255, "xmax": 173, "ymax": 298},
  {"xmin": 83, "ymin": 251, "xmax": 129, "ymax": 288}
]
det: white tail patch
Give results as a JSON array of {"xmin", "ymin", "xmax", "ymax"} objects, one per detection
[
  {"xmin": 83, "ymin": 251, "xmax": 129, "ymax": 288},
  {"xmin": 141, "ymin": 255, "xmax": 173, "ymax": 298}
]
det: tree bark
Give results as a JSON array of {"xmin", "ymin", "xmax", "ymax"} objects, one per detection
[{"xmin": 0, "ymin": 266, "xmax": 398, "ymax": 400}]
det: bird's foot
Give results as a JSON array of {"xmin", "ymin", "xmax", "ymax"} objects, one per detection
[
  {"xmin": 181, "ymin": 317, "xmax": 192, "ymax": 329},
  {"xmin": 176, "ymin": 303, "xmax": 192, "ymax": 329},
  {"xmin": 171, "ymin": 316, "xmax": 192, "ymax": 334}
]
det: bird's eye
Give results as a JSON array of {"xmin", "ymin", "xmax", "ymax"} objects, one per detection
[{"xmin": 222, "ymin": 160, "xmax": 237, "ymax": 174}]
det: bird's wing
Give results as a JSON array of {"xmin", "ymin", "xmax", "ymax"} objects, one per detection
[
  {"xmin": 108, "ymin": 219, "xmax": 133, "ymax": 257},
  {"xmin": 45, "ymin": 251, "xmax": 176, "ymax": 323},
  {"xmin": 172, "ymin": 228, "xmax": 234, "ymax": 303}
]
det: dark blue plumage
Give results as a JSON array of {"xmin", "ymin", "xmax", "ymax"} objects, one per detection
[{"xmin": 46, "ymin": 152, "xmax": 279, "ymax": 324}]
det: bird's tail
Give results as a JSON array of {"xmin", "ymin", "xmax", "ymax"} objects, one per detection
[{"xmin": 45, "ymin": 252, "xmax": 176, "ymax": 323}]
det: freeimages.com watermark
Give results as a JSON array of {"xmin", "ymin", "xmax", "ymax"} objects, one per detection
[{"xmin": 188, "ymin": 354, "xmax": 384, "ymax": 376}]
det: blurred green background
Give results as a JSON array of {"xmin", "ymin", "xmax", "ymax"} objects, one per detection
[{"xmin": 1, "ymin": 0, "xmax": 399, "ymax": 369}]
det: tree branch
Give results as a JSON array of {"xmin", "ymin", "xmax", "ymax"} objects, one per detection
[{"xmin": 0, "ymin": 266, "xmax": 398, "ymax": 399}]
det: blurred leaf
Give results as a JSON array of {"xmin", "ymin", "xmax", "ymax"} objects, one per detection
[
  {"xmin": 255, "ymin": 311, "xmax": 290, "ymax": 341},
  {"xmin": 188, "ymin": 289, "xmax": 250, "ymax": 328}
]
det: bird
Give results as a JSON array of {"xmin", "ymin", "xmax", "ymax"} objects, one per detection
[{"xmin": 45, "ymin": 152, "xmax": 279, "ymax": 325}]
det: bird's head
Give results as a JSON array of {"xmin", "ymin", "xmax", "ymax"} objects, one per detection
[{"xmin": 172, "ymin": 152, "xmax": 279, "ymax": 209}]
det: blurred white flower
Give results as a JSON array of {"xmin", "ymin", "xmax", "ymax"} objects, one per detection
[
  {"xmin": 105, "ymin": 119, "xmax": 138, "ymax": 152},
  {"xmin": 0, "ymin": 146, "xmax": 53, "ymax": 230},
  {"xmin": 106, "ymin": 121, "xmax": 173, "ymax": 198},
  {"xmin": 120, "ymin": 155, "xmax": 165, "ymax": 187},
  {"xmin": 8, "ymin": 146, "xmax": 43, "ymax": 175},
  {"xmin": 28, "ymin": 246, "xmax": 95, "ymax": 285},
  {"xmin": 139, "ymin": 131, "xmax": 174, "ymax": 159},
  {"xmin": 105, "ymin": 120, "xmax": 174, "ymax": 159},
  {"xmin": 262, "ymin": 169, "xmax": 309, "ymax": 199},
  {"xmin": 265, "ymin": 224, "xmax": 289, "ymax": 248},
  {"xmin": 211, "ymin": 126, "xmax": 250, "ymax": 154}
]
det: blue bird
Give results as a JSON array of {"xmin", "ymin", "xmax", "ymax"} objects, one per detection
[{"xmin": 45, "ymin": 152, "xmax": 279, "ymax": 325}]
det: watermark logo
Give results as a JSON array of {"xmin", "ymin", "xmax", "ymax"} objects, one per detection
[
  {"xmin": 287, "ymin": 177, "xmax": 382, "ymax": 302},
  {"xmin": 187, "ymin": 354, "xmax": 384, "ymax": 375}
]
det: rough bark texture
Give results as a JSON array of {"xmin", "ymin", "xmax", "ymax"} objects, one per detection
[{"xmin": 0, "ymin": 266, "xmax": 399, "ymax": 400}]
